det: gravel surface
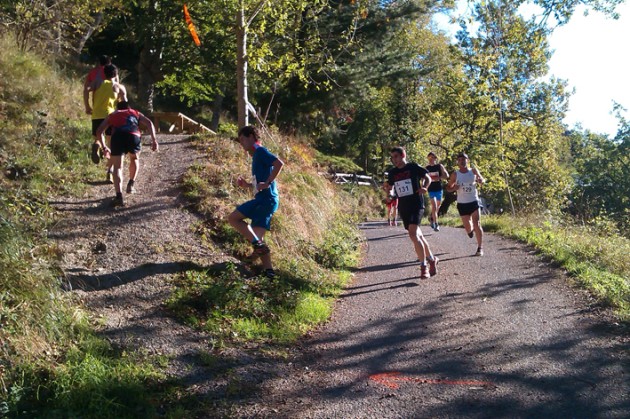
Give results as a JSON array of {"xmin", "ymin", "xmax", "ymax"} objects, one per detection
[
  {"xmin": 236, "ymin": 222, "xmax": 629, "ymax": 418},
  {"xmin": 50, "ymin": 135, "xmax": 225, "ymax": 378},
  {"xmin": 49, "ymin": 139, "xmax": 628, "ymax": 417}
]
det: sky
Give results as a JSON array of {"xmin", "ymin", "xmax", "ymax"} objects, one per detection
[{"xmin": 433, "ymin": 2, "xmax": 630, "ymax": 138}]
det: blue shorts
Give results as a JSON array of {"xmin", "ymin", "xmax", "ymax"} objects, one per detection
[
  {"xmin": 428, "ymin": 190, "xmax": 443, "ymax": 201},
  {"xmin": 236, "ymin": 195, "xmax": 279, "ymax": 230}
]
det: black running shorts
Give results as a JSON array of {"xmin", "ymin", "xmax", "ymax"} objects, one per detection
[
  {"xmin": 110, "ymin": 132, "xmax": 142, "ymax": 156},
  {"xmin": 457, "ymin": 200, "xmax": 480, "ymax": 216}
]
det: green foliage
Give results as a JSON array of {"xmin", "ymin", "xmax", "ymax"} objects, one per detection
[
  {"xmin": 6, "ymin": 328, "xmax": 166, "ymax": 417},
  {"xmin": 566, "ymin": 128, "xmax": 630, "ymax": 236},
  {"xmin": 414, "ymin": 1, "xmax": 572, "ymax": 214},
  {"xmin": 313, "ymin": 151, "xmax": 363, "ymax": 173},
  {"xmin": 0, "ymin": 0, "xmax": 121, "ymax": 53},
  {"xmin": 300, "ymin": 215, "xmax": 363, "ymax": 270}
]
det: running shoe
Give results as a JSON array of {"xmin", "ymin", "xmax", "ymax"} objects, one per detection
[
  {"xmin": 106, "ymin": 170, "xmax": 114, "ymax": 184},
  {"xmin": 475, "ymin": 247, "xmax": 484, "ymax": 257},
  {"xmin": 252, "ymin": 241, "xmax": 270, "ymax": 256},
  {"xmin": 434, "ymin": 223, "xmax": 440, "ymax": 232},
  {"xmin": 126, "ymin": 180, "xmax": 136, "ymax": 194},
  {"xmin": 420, "ymin": 264, "xmax": 430, "ymax": 279},
  {"xmin": 468, "ymin": 231, "xmax": 474, "ymax": 238},
  {"xmin": 264, "ymin": 269, "xmax": 277, "ymax": 279},
  {"xmin": 429, "ymin": 256, "xmax": 439, "ymax": 276},
  {"xmin": 91, "ymin": 143, "xmax": 101, "ymax": 164},
  {"xmin": 111, "ymin": 194, "xmax": 124, "ymax": 207},
  {"xmin": 244, "ymin": 241, "xmax": 270, "ymax": 263}
]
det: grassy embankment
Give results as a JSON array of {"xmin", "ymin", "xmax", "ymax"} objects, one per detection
[
  {"xmin": 0, "ymin": 34, "xmax": 379, "ymax": 417},
  {"xmin": 0, "ymin": 36, "xmax": 169, "ymax": 417},
  {"xmin": 166, "ymin": 131, "xmax": 380, "ymax": 344}
]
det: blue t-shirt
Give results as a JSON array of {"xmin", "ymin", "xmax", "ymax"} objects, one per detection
[{"xmin": 252, "ymin": 144, "xmax": 279, "ymax": 200}]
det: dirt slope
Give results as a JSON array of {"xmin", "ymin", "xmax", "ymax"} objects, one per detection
[
  {"xmin": 50, "ymin": 135, "xmax": 222, "ymax": 377},
  {"xmin": 49, "ymin": 137, "xmax": 629, "ymax": 417}
]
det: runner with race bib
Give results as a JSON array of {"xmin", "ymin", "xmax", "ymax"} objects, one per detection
[
  {"xmin": 383, "ymin": 146, "xmax": 438, "ymax": 280},
  {"xmin": 446, "ymin": 152, "xmax": 486, "ymax": 256}
]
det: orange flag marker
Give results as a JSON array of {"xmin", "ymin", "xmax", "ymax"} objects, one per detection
[{"xmin": 183, "ymin": 4, "xmax": 201, "ymax": 46}]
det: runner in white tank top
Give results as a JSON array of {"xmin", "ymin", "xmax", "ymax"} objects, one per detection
[
  {"xmin": 447, "ymin": 153, "xmax": 485, "ymax": 256},
  {"xmin": 455, "ymin": 168, "xmax": 479, "ymax": 204}
]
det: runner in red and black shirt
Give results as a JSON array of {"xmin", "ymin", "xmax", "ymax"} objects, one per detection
[
  {"xmin": 96, "ymin": 101, "xmax": 158, "ymax": 207},
  {"xmin": 383, "ymin": 146, "xmax": 438, "ymax": 279}
]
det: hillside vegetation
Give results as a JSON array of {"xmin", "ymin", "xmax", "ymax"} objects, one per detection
[
  {"xmin": 1, "ymin": 29, "xmax": 628, "ymax": 416},
  {"xmin": 0, "ymin": 34, "xmax": 381, "ymax": 416}
]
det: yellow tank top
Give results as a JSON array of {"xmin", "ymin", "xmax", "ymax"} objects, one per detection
[{"xmin": 92, "ymin": 80, "xmax": 117, "ymax": 119}]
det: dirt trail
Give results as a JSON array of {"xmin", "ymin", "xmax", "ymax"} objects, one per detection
[
  {"xmin": 50, "ymin": 137, "xmax": 629, "ymax": 417},
  {"xmin": 50, "ymin": 135, "xmax": 223, "ymax": 377}
]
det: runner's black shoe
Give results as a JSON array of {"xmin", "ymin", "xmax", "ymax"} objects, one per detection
[
  {"xmin": 264, "ymin": 269, "xmax": 276, "ymax": 279},
  {"xmin": 468, "ymin": 231, "xmax": 474, "ymax": 238},
  {"xmin": 475, "ymin": 247, "xmax": 484, "ymax": 257},
  {"xmin": 91, "ymin": 143, "xmax": 101, "ymax": 164},
  {"xmin": 126, "ymin": 179, "xmax": 136, "ymax": 194},
  {"xmin": 111, "ymin": 194, "xmax": 124, "ymax": 207}
]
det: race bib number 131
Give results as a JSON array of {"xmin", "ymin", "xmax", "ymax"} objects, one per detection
[{"xmin": 394, "ymin": 179, "xmax": 414, "ymax": 197}]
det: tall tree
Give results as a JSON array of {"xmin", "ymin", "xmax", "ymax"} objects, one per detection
[{"xmin": 445, "ymin": 1, "xmax": 572, "ymax": 213}]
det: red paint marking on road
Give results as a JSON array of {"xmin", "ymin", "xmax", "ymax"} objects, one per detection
[{"xmin": 369, "ymin": 372, "xmax": 494, "ymax": 389}]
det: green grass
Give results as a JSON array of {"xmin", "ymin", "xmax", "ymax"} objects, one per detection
[
  {"xmin": 172, "ymin": 133, "xmax": 364, "ymax": 347},
  {"xmin": 166, "ymin": 249, "xmax": 353, "ymax": 345},
  {"xmin": 482, "ymin": 215, "xmax": 630, "ymax": 321}
]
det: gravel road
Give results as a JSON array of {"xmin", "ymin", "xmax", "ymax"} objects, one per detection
[{"xmin": 242, "ymin": 221, "xmax": 629, "ymax": 418}]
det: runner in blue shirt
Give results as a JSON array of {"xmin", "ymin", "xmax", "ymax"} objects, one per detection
[{"xmin": 228, "ymin": 125, "xmax": 284, "ymax": 278}]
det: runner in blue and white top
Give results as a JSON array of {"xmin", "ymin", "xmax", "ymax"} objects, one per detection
[{"xmin": 446, "ymin": 153, "xmax": 485, "ymax": 256}]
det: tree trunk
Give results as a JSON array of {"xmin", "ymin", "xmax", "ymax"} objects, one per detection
[
  {"xmin": 135, "ymin": 2, "xmax": 164, "ymax": 113},
  {"xmin": 75, "ymin": 12, "xmax": 103, "ymax": 56},
  {"xmin": 137, "ymin": 36, "xmax": 164, "ymax": 113},
  {"xmin": 211, "ymin": 91, "xmax": 224, "ymax": 132},
  {"xmin": 236, "ymin": 5, "xmax": 248, "ymax": 128}
]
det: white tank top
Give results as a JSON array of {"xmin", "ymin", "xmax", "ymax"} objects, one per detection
[{"xmin": 455, "ymin": 169, "xmax": 479, "ymax": 204}]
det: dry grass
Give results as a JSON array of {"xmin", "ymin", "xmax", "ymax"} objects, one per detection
[{"xmin": 190, "ymin": 131, "xmax": 350, "ymax": 260}]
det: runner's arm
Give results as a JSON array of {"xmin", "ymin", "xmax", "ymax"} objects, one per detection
[
  {"xmin": 419, "ymin": 173, "xmax": 431, "ymax": 194},
  {"xmin": 440, "ymin": 164, "xmax": 449, "ymax": 180},
  {"xmin": 258, "ymin": 158, "xmax": 284, "ymax": 190},
  {"xmin": 446, "ymin": 171, "xmax": 459, "ymax": 192},
  {"xmin": 116, "ymin": 83, "xmax": 128, "ymax": 103},
  {"xmin": 138, "ymin": 114, "xmax": 159, "ymax": 151},
  {"xmin": 83, "ymin": 76, "xmax": 92, "ymax": 114},
  {"xmin": 95, "ymin": 117, "xmax": 112, "ymax": 152},
  {"xmin": 472, "ymin": 167, "xmax": 485, "ymax": 184}
]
